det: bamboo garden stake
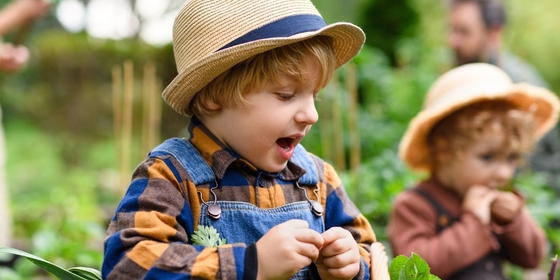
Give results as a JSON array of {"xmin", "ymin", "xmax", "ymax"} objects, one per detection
[
  {"xmin": 346, "ymin": 63, "xmax": 361, "ymax": 177},
  {"xmin": 111, "ymin": 65, "xmax": 123, "ymax": 194},
  {"xmin": 121, "ymin": 60, "xmax": 134, "ymax": 196},
  {"xmin": 142, "ymin": 62, "xmax": 155, "ymax": 153},
  {"xmin": 331, "ymin": 71, "xmax": 346, "ymax": 171},
  {"xmin": 113, "ymin": 60, "xmax": 162, "ymax": 196},
  {"xmin": 318, "ymin": 83, "xmax": 333, "ymax": 164}
]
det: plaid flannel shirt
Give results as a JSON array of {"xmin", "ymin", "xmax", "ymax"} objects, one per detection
[{"xmin": 102, "ymin": 117, "xmax": 376, "ymax": 279}]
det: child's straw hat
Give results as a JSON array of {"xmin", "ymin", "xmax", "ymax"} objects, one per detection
[
  {"xmin": 162, "ymin": 0, "xmax": 365, "ymax": 115},
  {"xmin": 400, "ymin": 63, "xmax": 560, "ymax": 172}
]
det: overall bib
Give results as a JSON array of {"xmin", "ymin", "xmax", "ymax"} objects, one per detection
[
  {"xmin": 412, "ymin": 188, "xmax": 507, "ymax": 280},
  {"xmin": 151, "ymin": 138, "xmax": 325, "ymax": 279}
]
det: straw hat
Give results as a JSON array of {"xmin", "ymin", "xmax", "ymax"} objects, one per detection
[
  {"xmin": 162, "ymin": 0, "xmax": 365, "ymax": 115},
  {"xmin": 399, "ymin": 63, "xmax": 560, "ymax": 172}
]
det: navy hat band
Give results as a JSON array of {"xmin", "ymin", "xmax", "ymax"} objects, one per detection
[{"xmin": 219, "ymin": 14, "xmax": 327, "ymax": 51}]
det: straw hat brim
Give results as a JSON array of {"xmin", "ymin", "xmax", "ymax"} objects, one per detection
[
  {"xmin": 162, "ymin": 22, "xmax": 364, "ymax": 116},
  {"xmin": 399, "ymin": 83, "xmax": 560, "ymax": 172}
]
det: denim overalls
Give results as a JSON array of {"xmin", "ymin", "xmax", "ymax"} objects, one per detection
[
  {"xmin": 151, "ymin": 137, "xmax": 325, "ymax": 279},
  {"xmin": 412, "ymin": 188, "xmax": 507, "ymax": 280}
]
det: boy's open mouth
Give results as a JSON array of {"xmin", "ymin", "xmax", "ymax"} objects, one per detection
[{"xmin": 276, "ymin": 137, "xmax": 295, "ymax": 151}]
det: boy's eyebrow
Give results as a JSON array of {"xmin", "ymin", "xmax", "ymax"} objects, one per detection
[{"xmin": 271, "ymin": 74, "xmax": 303, "ymax": 87}]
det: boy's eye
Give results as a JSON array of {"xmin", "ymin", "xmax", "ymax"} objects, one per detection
[
  {"xmin": 277, "ymin": 93, "xmax": 294, "ymax": 100},
  {"xmin": 480, "ymin": 154, "xmax": 493, "ymax": 161},
  {"xmin": 508, "ymin": 153, "xmax": 520, "ymax": 162}
]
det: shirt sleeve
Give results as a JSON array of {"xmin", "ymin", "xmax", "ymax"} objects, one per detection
[
  {"xmin": 321, "ymin": 160, "xmax": 377, "ymax": 280},
  {"xmin": 101, "ymin": 157, "xmax": 253, "ymax": 279},
  {"xmin": 493, "ymin": 207, "xmax": 547, "ymax": 268},
  {"xmin": 387, "ymin": 190, "xmax": 499, "ymax": 279}
]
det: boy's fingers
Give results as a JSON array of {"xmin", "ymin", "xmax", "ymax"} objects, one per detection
[
  {"xmin": 295, "ymin": 229, "xmax": 324, "ymax": 249},
  {"xmin": 284, "ymin": 219, "xmax": 309, "ymax": 229},
  {"xmin": 321, "ymin": 227, "xmax": 348, "ymax": 245},
  {"xmin": 295, "ymin": 242, "xmax": 321, "ymax": 261}
]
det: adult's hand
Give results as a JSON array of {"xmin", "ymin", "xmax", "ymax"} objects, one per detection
[
  {"xmin": 0, "ymin": 43, "xmax": 29, "ymax": 72},
  {"xmin": 11, "ymin": 0, "xmax": 51, "ymax": 22},
  {"xmin": 0, "ymin": 0, "xmax": 50, "ymax": 36}
]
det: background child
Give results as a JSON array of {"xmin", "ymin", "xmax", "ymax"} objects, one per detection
[
  {"xmin": 102, "ymin": 0, "xmax": 380, "ymax": 279},
  {"xmin": 388, "ymin": 63, "xmax": 560, "ymax": 279}
]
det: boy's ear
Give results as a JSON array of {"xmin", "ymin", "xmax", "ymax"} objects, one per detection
[
  {"xmin": 434, "ymin": 138, "xmax": 452, "ymax": 165},
  {"xmin": 205, "ymin": 100, "xmax": 222, "ymax": 111}
]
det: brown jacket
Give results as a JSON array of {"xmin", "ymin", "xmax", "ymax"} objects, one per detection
[{"xmin": 387, "ymin": 178, "xmax": 546, "ymax": 279}]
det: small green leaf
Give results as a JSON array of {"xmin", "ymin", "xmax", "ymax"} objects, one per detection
[
  {"xmin": 403, "ymin": 253, "xmax": 431, "ymax": 280},
  {"xmin": 389, "ymin": 255, "xmax": 408, "ymax": 280},
  {"xmin": 390, "ymin": 253, "xmax": 440, "ymax": 280},
  {"xmin": 191, "ymin": 225, "xmax": 227, "ymax": 247}
]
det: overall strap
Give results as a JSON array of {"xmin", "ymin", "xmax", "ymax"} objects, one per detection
[
  {"xmin": 290, "ymin": 144, "xmax": 318, "ymax": 185},
  {"xmin": 411, "ymin": 188, "xmax": 458, "ymax": 233},
  {"xmin": 148, "ymin": 138, "xmax": 319, "ymax": 186},
  {"xmin": 148, "ymin": 137, "xmax": 215, "ymax": 186}
]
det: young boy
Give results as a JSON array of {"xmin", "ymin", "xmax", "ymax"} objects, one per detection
[
  {"xmin": 388, "ymin": 63, "xmax": 560, "ymax": 279},
  {"xmin": 102, "ymin": 0, "xmax": 379, "ymax": 279}
]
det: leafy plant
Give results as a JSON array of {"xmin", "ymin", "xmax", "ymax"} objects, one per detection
[
  {"xmin": 389, "ymin": 253, "xmax": 440, "ymax": 280},
  {"xmin": 550, "ymin": 255, "xmax": 558, "ymax": 280},
  {"xmin": 0, "ymin": 247, "xmax": 101, "ymax": 280},
  {"xmin": 191, "ymin": 225, "xmax": 227, "ymax": 248}
]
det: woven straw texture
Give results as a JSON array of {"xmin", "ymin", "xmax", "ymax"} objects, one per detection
[
  {"xmin": 370, "ymin": 242, "xmax": 390, "ymax": 280},
  {"xmin": 162, "ymin": 0, "xmax": 365, "ymax": 115},
  {"xmin": 399, "ymin": 63, "xmax": 560, "ymax": 172}
]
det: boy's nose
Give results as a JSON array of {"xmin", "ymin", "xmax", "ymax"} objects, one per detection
[
  {"xmin": 495, "ymin": 164, "xmax": 515, "ymax": 185},
  {"xmin": 448, "ymin": 31, "xmax": 462, "ymax": 51},
  {"xmin": 295, "ymin": 97, "xmax": 318, "ymax": 125}
]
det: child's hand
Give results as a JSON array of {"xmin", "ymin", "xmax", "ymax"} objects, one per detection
[
  {"xmin": 315, "ymin": 227, "xmax": 361, "ymax": 280},
  {"xmin": 462, "ymin": 185, "xmax": 499, "ymax": 224},
  {"xmin": 491, "ymin": 191, "xmax": 523, "ymax": 224},
  {"xmin": 256, "ymin": 219, "xmax": 323, "ymax": 280}
]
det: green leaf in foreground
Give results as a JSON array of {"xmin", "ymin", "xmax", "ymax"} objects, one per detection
[
  {"xmin": 68, "ymin": 267, "xmax": 102, "ymax": 280},
  {"xmin": 0, "ymin": 247, "xmax": 101, "ymax": 280},
  {"xmin": 389, "ymin": 255, "xmax": 408, "ymax": 280},
  {"xmin": 191, "ymin": 225, "xmax": 227, "ymax": 247},
  {"xmin": 389, "ymin": 253, "xmax": 440, "ymax": 280},
  {"xmin": 550, "ymin": 254, "xmax": 557, "ymax": 280}
]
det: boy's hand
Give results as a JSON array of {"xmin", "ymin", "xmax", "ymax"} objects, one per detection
[
  {"xmin": 463, "ymin": 185, "xmax": 499, "ymax": 224},
  {"xmin": 491, "ymin": 191, "xmax": 523, "ymax": 224},
  {"xmin": 315, "ymin": 227, "xmax": 361, "ymax": 280},
  {"xmin": 256, "ymin": 219, "xmax": 323, "ymax": 280}
]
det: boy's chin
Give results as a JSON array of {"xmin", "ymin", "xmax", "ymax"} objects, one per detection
[{"xmin": 258, "ymin": 161, "xmax": 288, "ymax": 173}]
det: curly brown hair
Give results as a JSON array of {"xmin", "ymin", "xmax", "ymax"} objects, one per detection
[{"xmin": 427, "ymin": 100, "xmax": 536, "ymax": 170}]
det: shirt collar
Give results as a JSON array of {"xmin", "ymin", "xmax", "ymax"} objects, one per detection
[{"xmin": 187, "ymin": 116, "xmax": 306, "ymax": 181}]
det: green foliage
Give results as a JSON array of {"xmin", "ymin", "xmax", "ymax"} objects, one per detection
[
  {"xmin": 0, "ymin": 247, "xmax": 101, "ymax": 280},
  {"xmin": 514, "ymin": 172, "xmax": 560, "ymax": 255},
  {"xmin": 191, "ymin": 226, "xmax": 227, "ymax": 248},
  {"xmin": 551, "ymin": 255, "xmax": 558, "ymax": 280},
  {"xmin": 357, "ymin": 0, "xmax": 419, "ymax": 65},
  {"xmin": 389, "ymin": 253, "xmax": 440, "ymax": 280},
  {"xmin": 2, "ymin": 120, "xmax": 110, "ymax": 279}
]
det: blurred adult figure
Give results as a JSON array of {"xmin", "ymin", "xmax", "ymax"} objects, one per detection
[
  {"xmin": 0, "ymin": 0, "xmax": 50, "ymax": 248},
  {"xmin": 448, "ymin": 0, "xmax": 560, "ymax": 194}
]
